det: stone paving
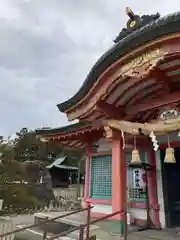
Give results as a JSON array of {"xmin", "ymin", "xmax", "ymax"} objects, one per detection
[
  {"xmin": 3, "ymin": 214, "xmax": 35, "ymax": 225},
  {"xmin": 4, "ymin": 213, "xmax": 180, "ymax": 240},
  {"xmin": 14, "ymin": 228, "xmax": 180, "ymax": 240},
  {"xmin": 92, "ymin": 228, "xmax": 180, "ymax": 240}
]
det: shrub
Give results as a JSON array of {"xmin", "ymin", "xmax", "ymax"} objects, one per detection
[{"xmin": 0, "ymin": 160, "xmax": 43, "ymax": 214}]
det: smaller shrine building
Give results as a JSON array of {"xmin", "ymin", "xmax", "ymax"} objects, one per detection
[{"xmin": 36, "ymin": 8, "xmax": 180, "ymax": 232}]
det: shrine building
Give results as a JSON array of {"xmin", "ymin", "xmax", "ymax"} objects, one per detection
[{"xmin": 35, "ymin": 8, "xmax": 180, "ymax": 231}]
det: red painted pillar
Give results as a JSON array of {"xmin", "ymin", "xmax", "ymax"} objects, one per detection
[
  {"xmin": 84, "ymin": 143, "xmax": 91, "ymax": 207},
  {"xmin": 112, "ymin": 131, "xmax": 126, "ymax": 233},
  {"xmin": 147, "ymin": 147, "xmax": 160, "ymax": 228}
]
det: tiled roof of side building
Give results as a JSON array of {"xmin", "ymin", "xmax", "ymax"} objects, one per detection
[{"xmin": 35, "ymin": 122, "xmax": 88, "ymax": 135}]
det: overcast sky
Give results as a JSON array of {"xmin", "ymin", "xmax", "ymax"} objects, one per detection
[{"xmin": 0, "ymin": 0, "xmax": 180, "ymax": 137}]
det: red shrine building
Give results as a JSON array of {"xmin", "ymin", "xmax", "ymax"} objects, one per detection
[{"xmin": 36, "ymin": 8, "xmax": 180, "ymax": 231}]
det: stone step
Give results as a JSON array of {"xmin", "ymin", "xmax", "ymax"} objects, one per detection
[
  {"xmin": 34, "ymin": 212, "xmax": 88, "ymax": 226},
  {"xmin": 16, "ymin": 224, "xmax": 101, "ymax": 240},
  {"xmin": 16, "ymin": 225, "xmax": 76, "ymax": 239},
  {"xmin": 34, "ymin": 211, "xmax": 100, "ymax": 239},
  {"xmin": 34, "ymin": 212, "xmax": 99, "ymax": 228}
]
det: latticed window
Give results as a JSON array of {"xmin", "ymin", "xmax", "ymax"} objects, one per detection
[
  {"xmin": 90, "ymin": 155, "xmax": 112, "ymax": 199},
  {"xmin": 126, "ymin": 151, "xmax": 147, "ymax": 202}
]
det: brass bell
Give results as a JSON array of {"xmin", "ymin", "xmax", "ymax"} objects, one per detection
[
  {"xmin": 164, "ymin": 147, "xmax": 176, "ymax": 163},
  {"xmin": 131, "ymin": 149, "xmax": 141, "ymax": 165}
]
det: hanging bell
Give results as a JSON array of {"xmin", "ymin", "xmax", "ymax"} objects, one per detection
[
  {"xmin": 131, "ymin": 149, "xmax": 141, "ymax": 165},
  {"xmin": 164, "ymin": 147, "xmax": 176, "ymax": 163}
]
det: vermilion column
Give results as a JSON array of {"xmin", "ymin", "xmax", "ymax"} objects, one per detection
[
  {"xmin": 112, "ymin": 131, "xmax": 126, "ymax": 234},
  {"xmin": 147, "ymin": 147, "xmax": 160, "ymax": 228},
  {"xmin": 84, "ymin": 143, "xmax": 91, "ymax": 207}
]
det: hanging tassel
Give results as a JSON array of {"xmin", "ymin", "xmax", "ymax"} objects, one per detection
[
  {"xmin": 149, "ymin": 131, "xmax": 159, "ymax": 151},
  {"xmin": 121, "ymin": 130, "xmax": 125, "ymax": 149},
  {"xmin": 131, "ymin": 136, "xmax": 141, "ymax": 165},
  {"xmin": 164, "ymin": 135, "xmax": 176, "ymax": 163}
]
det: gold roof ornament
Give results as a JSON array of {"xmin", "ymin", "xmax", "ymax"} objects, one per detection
[
  {"xmin": 126, "ymin": 7, "xmax": 133, "ymax": 16},
  {"xmin": 121, "ymin": 48, "xmax": 166, "ymax": 79},
  {"xmin": 114, "ymin": 8, "xmax": 160, "ymax": 43},
  {"xmin": 126, "ymin": 7, "xmax": 136, "ymax": 28}
]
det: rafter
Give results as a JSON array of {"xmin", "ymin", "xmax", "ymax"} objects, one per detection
[
  {"xmin": 126, "ymin": 91, "xmax": 180, "ymax": 115},
  {"xmin": 152, "ymin": 68, "xmax": 172, "ymax": 92},
  {"xmin": 96, "ymin": 100, "xmax": 125, "ymax": 119}
]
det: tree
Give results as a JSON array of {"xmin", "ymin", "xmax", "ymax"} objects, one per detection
[
  {"xmin": 0, "ymin": 127, "xmax": 85, "ymax": 213},
  {"xmin": 13, "ymin": 127, "xmax": 84, "ymax": 167},
  {"xmin": 64, "ymin": 148, "xmax": 84, "ymax": 166},
  {"xmin": 0, "ymin": 160, "xmax": 42, "ymax": 213},
  {"xmin": 0, "ymin": 137, "xmax": 15, "ymax": 163},
  {"xmin": 13, "ymin": 128, "xmax": 63, "ymax": 164}
]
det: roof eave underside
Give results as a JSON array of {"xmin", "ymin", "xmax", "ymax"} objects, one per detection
[
  {"xmin": 35, "ymin": 122, "xmax": 102, "ymax": 147},
  {"xmin": 35, "ymin": 122, "xmax": 88, "ymax": 136},
  {"xmin": 57, "ymin": 11, "xmax": 180, "ymax": 112}
]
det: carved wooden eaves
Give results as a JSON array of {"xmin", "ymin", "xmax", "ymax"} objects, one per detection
[
  {"xmin": 121, "ymin": 48, "xmax": 166, "ymax": 78},
  {"xmin": 104, "ymin": 126, "xmax": 113, "ymax": 139}
]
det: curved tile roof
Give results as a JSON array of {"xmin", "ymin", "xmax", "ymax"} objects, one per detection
[
  {"xmin": 35, "ymin": 122, "xmax": 87, "ymax": 135},
  {"xmin": 57, "ymin": 11, "xmax": 180, "ymax": 112}
]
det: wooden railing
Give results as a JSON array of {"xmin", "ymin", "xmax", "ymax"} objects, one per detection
[
  {"xmin": 46, "ymin": 209, "xmax": 127, "ymax": 240},
  {"xmin": 0, "ymin": 206, "xmax": 92, "ymax": 239},
  {"xmin": 0, "ymin": 206, "xmax": 127, "ymax": 240}
]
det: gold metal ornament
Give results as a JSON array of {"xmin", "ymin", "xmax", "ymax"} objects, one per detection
[
  {"xmin": 104, "ymin": 126, "xmax": 113, "ymax": 139},
  {"xmin": 126, "ymin": 7, "xmax": 132, "ymax": 15},
  {"xmin": 130, "ymin": 20, "xmax": 136, "ymax": 28}
]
